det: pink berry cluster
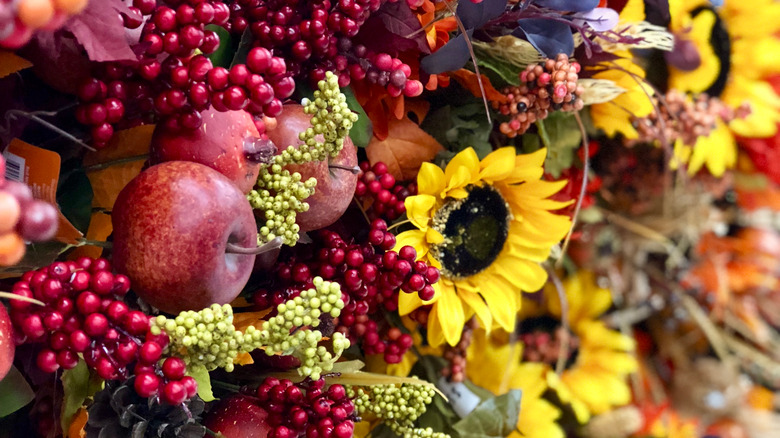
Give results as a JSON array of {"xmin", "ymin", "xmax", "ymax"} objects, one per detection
[
  {"xmin": 247, "ymin": 377, "xmax": 357, "ymax": 438},
  {"xmin": 255, "ymin": 219, "xmax": 439, "ymax": 363},
  {"xmin": 355, "ymin": 161, "xmax": 417, "ymax": 222},
  {"xmin": 8, "ymin": 257, "xmax": 198, "ymax": 405},
  {"xmin": 494, "ymin": 53, "xmax": 585, "ymax": 137},
  {"xmin": 0, "ymin": 155, "xmax": 59, "ymax": 266},
  {"xmin": 75, "ymin": 0, "xmax": 294, "ymax": 147},
  {"xmin": 226, "ymin": 0, "xmax": 423, "ymax": 96}
]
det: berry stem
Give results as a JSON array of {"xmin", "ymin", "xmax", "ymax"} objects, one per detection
[
  {"xmin": 386, "ymin": 219, "xmax": 412, "ymax": 232},
  {"xmin": 5, "ymin": 110, "xmax": 97, "ymax": 152},
  {"xmin": 225, "ymin": 237, "xmax": 283, "ymax": 255},
  {"xmin": 0, "ymin": 291, "xmax": 45, "ymax": 306},
  {"xmin": 76, "ymin": 238, "xmax": 113, "ymax": 248},
  {"xmin": 83, "ymin": 155, "xmax": 149, "ymax": 172},
  {"xmin": 328, "ymin": 164, "xmax": 360, "ymax": 174}
]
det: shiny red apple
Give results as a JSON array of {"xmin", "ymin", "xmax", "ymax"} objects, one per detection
[
  {"xmin": 112, "ymin": 161, "xmax": 260, "ymax": 313},
  {"xmin": 266, "ymin": 104, "xmax": 358, "ymax": 232},
  {"xmin": 150, "ymin": 108, "xmax": 276, "ymax": 194},
  {"xmin": 203, "ymin": 395, "xmax": 272, "ymax": 438},
  {"xmin": 0, "ymin": 303, "xmax": 13, "ymax": 380}
]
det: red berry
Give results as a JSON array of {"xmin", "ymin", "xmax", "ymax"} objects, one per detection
[
  {"xmin": 162, "ymin": 381, "xmax": 188, "ymax": 405},
  {"xmin": 84, "ymin": 313, "xmax": 109, "ymax": 337},
  {"xmin": 161, "ymin": 357, "xmax": 187, "ymax": 380},
  {"xmin": 181, "ymin": 376, "xmax": 198, "ymax": 398},
  {"xmin": 135, "ymin": 372, "xmax": 161, "ymax": 397},
  {"xmin": 139, "ymin": 341, "xmax": 163, "ymax": 364},
  {"xmin": 69, "ymin": 330, "xmax": 90, "ymax": 352},
  {"xmin": 37, "ymin": 349, "xmax": 60, "ymax": 373}
]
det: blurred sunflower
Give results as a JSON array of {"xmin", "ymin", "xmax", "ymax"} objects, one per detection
[
  {"xmin": 395, "ymin": 147, "xmax": 571, "ymax": 346},
  {"xmin": 517, "ymin": 270, "xmax": 637, "ymax": 418},
  {"xmin": 667, "ymin": 0, "xmax": 780, "ymax": 138},
  {"xmin": 467, "ymin": 330, "xmax": 565, "ymax": 438}
]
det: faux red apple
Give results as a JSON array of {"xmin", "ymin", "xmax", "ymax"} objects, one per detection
[
  {"xmin": 266, "ymin": 104, "xmax": 358, "ymax": 232},
  {"xmin": 150, "ymin": 108, "xmax": 276, "ymax": 194},
  {"xmin": 0, "ymin": 303, "xmax": 13, "ymax": 380},
  {"xmin": 112, "ymin": 161, "xmax": 272, "ymax": 313},
  {"xmin": 203, "ymin": 395, "xmax": 272, "ymax": 438}
]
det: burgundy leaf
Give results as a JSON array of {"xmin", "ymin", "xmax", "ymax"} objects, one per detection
[
  {"xmin": 64, "ymin": 0, "xmax": 138, "ymax": 62},
  {"xmin": 355, "ymin": 1, "xmax": 430, "ymax": 55}
]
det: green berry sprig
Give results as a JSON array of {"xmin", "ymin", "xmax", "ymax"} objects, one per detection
[
  {"xmin": 248, "ymin": 72, "xmax": 358, "ymax": 246},
  {"xmin": 150, "ymin": 277, "xmax": 348, "ymax": 380},
  {"xmin": 347, "ymin": 382, "xmax": 449, "ymax": 438}
]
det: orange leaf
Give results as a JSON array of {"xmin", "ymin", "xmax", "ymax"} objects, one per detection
[
  {"xmin": 233, "ymin": 308, "xmax": 273, "ymax": 333},
  {"xmin": 366, "ymin": 116, "xmax": 444, "ymax": 181},
  {"xmin": 449, "ymin": 69, "xmax": 508, "ymax": 103},
  {"xmin": 67, "ymin": 408, "xmax": 88, "ymax": 438},
  {"xmin": 234, "ymin": 352, "xmax": 254, "ymax": 366},
  {"xmin": 0, "ymin": 51, "xmax": 32, "ymax": 79},
  {"xmin": 69, "ymin": 212, "xmax": 112, "ymax": 260}
]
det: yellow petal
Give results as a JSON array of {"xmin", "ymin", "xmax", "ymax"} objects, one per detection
[
  {"xmin": 435, "ymin": 282, "xmax": 466, "ymax": 346},
  {"xmin": 398, "ymin": 288, "xmax": 424, "ymax": 316},
  {"xmin": 457, "ymin": 283, "xmax": 493, "ymax": 331},
  {"xmin": 405, "ymin": 194, "xmax": 437, "ymax": 230},
  {"xmin": 443, "ymin": 165, "xmax": 474, "ymax": 198},
  {"xmin": 479, "ymin": 147, "xmax": 516, "ymax": 183},
  {"xmin": 444, "ymin": 147, "xmax": 480, "ymax": 184},
  {"xmin": 477, "ymin": 275, "xmax": 518, "ymax": 332},
  {"xmin": 417, "ymin": 162, "xmax": 446, "ymax": 195}
]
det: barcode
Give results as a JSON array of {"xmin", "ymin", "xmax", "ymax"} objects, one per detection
[{"xmin": 3, "ymin": 151, "xmax": 25, "ymax": 182}]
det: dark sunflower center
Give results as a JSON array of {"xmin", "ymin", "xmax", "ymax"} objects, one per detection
[
  {"xmin": 432, "ymin": 185, "xmax": 510, "ymax": 278},
  {"xmin": 691, "ymin": 5, "xmax": 731, "ymax": 97},
  {"xmin": 517, "ymin": 316, "xmax": 579, "ymax": 369}
]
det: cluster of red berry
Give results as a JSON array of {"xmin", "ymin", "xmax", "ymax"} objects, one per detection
[
  {"xmin": 254, "ymin": 218, "xmax": 439, "ymax": 363},
  {"xmin": 495, "ymin": 54, "xmax": 585, "ymax": 137},
  {"xmin": 8, "ymin": 257, "xmax": 198, "ymax": 405},
  {"xmin": 355, "ymin": 161, "xmax": 417, "ymax": 222},
  {"xmin": 247, "ymin": 377, "xmax": 357, "ymax": 438},
  {"xmin": 226, "ymin": 0, "xmax": 423, "ymax": 96}
]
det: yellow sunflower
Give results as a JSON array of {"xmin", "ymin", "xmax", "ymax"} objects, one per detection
[
  {"xmin": 395, "ymin": 147, "xmax": 572, "ymax": 347},
  {"xmin": 467, "ymin": 330, "xmax": 565, "ymax": 438},
  {"xmin": 517, "ymin": 270, "xmax": 637, "ymax": 418},
  {"xmin": 670, "ymin": 119, "xmax": 736, "ymax": 176},
  {"xmin": 587, "ymin": 0, "xmax": 656, "ymax": 140},
  {"xmin": 667, "ymin": 0, "xmax": 780, "ymax": 138}
]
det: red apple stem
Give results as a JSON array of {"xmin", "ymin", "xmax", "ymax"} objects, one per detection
[
  {"xmin": 0, "ymin": 291, "xmax": 45, "ymax": 306},
  {"xmin": 328, "ymin": 164, "xmax": 360, "ymax": 174},
  {"xmin": 225, "ymin": 237, "xmax": 283, "ymax": 255}
]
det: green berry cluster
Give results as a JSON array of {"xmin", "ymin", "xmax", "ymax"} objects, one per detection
[
  {"xmin": 259, "ymin": 276, "xmax": 349, "ymax": 380},
  {"xmin": 150, "ymin": 278, "xmax": 348, "ymax": 380},
  {"xmin": 347, "ymin": 382, "xmax": 449, "ymax": 438},
  {"xmin": 248, "ymin": 72, "xmax": 358, "ymax": 246}
]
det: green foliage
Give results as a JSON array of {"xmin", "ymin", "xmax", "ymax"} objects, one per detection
[
  {"xmin": 341, "ymin": 86, "xmax": 372, "ymax": 147},
  {"xmin": 473, "ymin": 47, "xmax": 521, "ymax": 87},
  {"xmin": 60, "ymin": 359, "xmax": 104, "ymax": 432},
  {"xmin": 452, "ymin": 390, "xmax": 523, "ymax": 438},
  {"xmin": 0, "ymin": 366, "xmax": 35, "ymax": 418},
  {"xmin": 421, "ymin": 103, "xmax": 493, "ymax": 158},
  {"xmin": 186, "ymin": 365, "xmax": 214, "ymax": 402},
  {"xmin": 203, "ymin": 25, "xmax": 236, "ymax": 68},
  {"xmin": 535, "ymin": 112, "xmax": 582, "ymax": 178}
]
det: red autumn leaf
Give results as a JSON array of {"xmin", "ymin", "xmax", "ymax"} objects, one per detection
[
  {"xmin": 64, "ymin": 0, "xmax": 138, "ymax": 62},
  {"xmin": 366, "ymin": 116, "xmax": 443, "ymax": 181},
  {"xmin": 449, "ymin": 68, "xmax": 508, "ymax": 103}
]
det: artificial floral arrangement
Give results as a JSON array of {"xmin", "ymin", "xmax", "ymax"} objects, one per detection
[{"xmin": 2, "ymin": 0, "xmax": 780, "ymax": 437}]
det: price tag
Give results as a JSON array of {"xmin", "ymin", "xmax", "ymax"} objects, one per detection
[{"xmin": 436, "ymin": 376, "xmax": 481, "ymax": 418}]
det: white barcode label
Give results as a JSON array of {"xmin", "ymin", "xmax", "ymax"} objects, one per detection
[{"xmin": 3, "ymin": 151, "xmax": 24, "ymax": 182}]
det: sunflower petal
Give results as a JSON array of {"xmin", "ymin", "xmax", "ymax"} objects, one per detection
[
  {"xmin": 457, "ymin": 284, "xmax": 493, "ymax": 331},
  {"xmin": 435, "ymin": 283, "xmax": 466, "ymax": 346},
  {"xmin": 444, "ymin": 147, "xmax": 480, "ymax": 184},
  {"xmin": 478, "ymin": 276, "xmax": 518, "ymax": 332},
  {"xmin": 479, "ymin": 147, "xmax": 516, "ymax": 182},
  {"xmin": 405, "ymin": 195, "xmax": 437, "ymax": 230},
  {"xmin": 418, "ymin": 162, "xmax": 446, "ymax": 195},
  {"xmin": 444, "ymin": 165, "xmax": 474, "ymax": 198}
]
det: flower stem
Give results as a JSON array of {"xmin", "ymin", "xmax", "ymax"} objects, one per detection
[
  {"xmin": 225, "ymin": 237, "xmax": 283, "ymax": 255},
  {"xmin": 0, "ymin": 291, "xmax": 45, "ymax": 306}
]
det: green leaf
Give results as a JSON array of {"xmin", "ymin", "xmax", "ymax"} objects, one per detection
[
  {"xmin": 230, "ymin": 27, "xmax": 254, "ymax": 68},
  {"xmin": 187, "ymin": 365, "xmax": 214, "ymax": 402},
  {"xmin": 205, "ymin": 25, "xmax": 237, "ymax": 68},
  {"xmin": 60, "ymin": 359, "xmax": 103, "ymax": 431},
  {"xmin": 341, "ymin": 86, "xmax": 372, "ymax": 148},
  {"xmin": 452, "ymin": 390, "xmax": 522, "ymax": 438},
  {"xmin": 421, "ymin": 103, "xmax": 492, "ymax": 157},
  {"xmin": 57, "ymin": 166, "xmax": 93, "ymax": 233},
  {"xmin": 0, "ymin": 366, "xmax": 35, "ymax": 417},
  {"xmin": 473, "ymin": 47, "xmax": 521, "ymax": 87},
  {"xmin": 461, "ymin": 379, "xmax": 496, "ymax": 403},
  {"xmin": 536, "ymin": 112, "xmax": 582, "ymax": 178}
]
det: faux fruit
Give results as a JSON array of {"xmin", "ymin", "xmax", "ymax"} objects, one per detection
[
  {"xmin": 150, "ymin": 108, "xmax": 276, "ymax": 194},
  {"xmin": 0, "ymin": 303, "xmax": 13, "ymax": 380},
  {"xmin": 266, "ymin": 104, "xmax": 358, "ymax": 232},
  {"xmin": 202, "ymin": 395, "xmax": 272, "ymax": 438},
  {"xmin": 112, "ymin": 161, "xmax": 259, "ymax": 313}
]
